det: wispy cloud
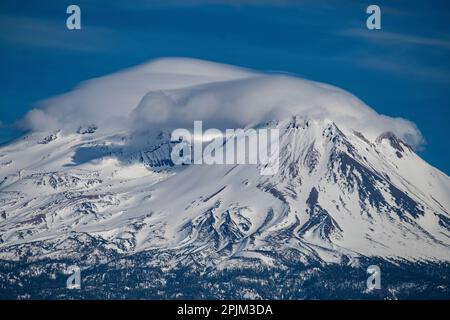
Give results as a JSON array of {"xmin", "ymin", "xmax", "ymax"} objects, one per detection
[
  {"xmin": 0, "ymin": 15, "xmax": 117, "ymax": 52},
  {"xmin": 136, "ymin": 0, "xmax": 309, "ymax": 6},
  {"xmin": 351, "ymin": 55, "xmax": 450, "ymax": 83},
  {"xmin": 342, "ymin": 28, "xmax": 450, "ymax": 50},
  {"xmin": 110, "ymin": 0, "xmax": 320, "ymax": 10}
]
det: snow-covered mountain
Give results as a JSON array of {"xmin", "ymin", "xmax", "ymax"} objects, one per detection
[{"xmin": 0, "ymin": 58, "xmax": 449, "ymax": 299}]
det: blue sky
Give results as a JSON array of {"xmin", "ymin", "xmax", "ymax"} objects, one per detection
[{"xmin": 0, "ymin": 0, "xmax": 449, "ymax": 173}]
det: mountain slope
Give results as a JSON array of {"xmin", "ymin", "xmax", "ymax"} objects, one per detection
[
  {"xmin": 0, "ymin": 58, "xmax": 449, "ymax": 298},
  {"xmin": 0, "ymin": 117, "xmax": 448, "ymax": 265}
]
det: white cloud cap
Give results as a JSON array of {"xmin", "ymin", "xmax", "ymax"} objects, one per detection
[{"xmin": 22, "ymin": 57, "xmax": 423, "ymax": 147}]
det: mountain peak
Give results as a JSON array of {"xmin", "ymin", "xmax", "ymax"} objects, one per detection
[
  {"xmin": 1, "ymin": 59, "xmax": 449, "ymax": 284},
  {"xmin": 376, "ymin": 131, "xmax": 412, "ymax": 158}
]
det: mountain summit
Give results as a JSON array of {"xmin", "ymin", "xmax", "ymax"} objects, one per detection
[{"xmin": 1, "ymin": 59, "xmax": 449, "ymax": 299}]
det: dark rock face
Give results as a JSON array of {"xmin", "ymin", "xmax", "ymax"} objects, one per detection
[
  {"xmin": 77, "ymin": 125, "xmax": 98, "ymax": 135},
  {"xmin": 376, "ymin": 131, "xmax": 412, "ymax": 158},
  {"xmin": 300, "ymin": 187, "xmax": 342, "ymax": 241},
  {"xmin": 330, "ymin": 151, "xmax": 424, "ymax": 220}
]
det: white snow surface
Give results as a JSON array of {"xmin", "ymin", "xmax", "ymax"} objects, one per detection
[{"xmin": 1, "ymin": 58, "xmax": 448, "ymax": 265}]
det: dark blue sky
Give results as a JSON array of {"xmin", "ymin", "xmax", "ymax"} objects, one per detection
[{"xmin": 0, "ymin": 0, "xmax": 449, "ymax": 173}]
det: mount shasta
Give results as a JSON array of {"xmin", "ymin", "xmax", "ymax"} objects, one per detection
[{"xmin": 0, "ymin": 58, "xmax": 449, "ymax": 299}]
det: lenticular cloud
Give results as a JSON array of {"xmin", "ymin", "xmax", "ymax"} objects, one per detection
[{"xmin": 21, "ymin": 57, "xmax": 424, "ymax": 147}]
